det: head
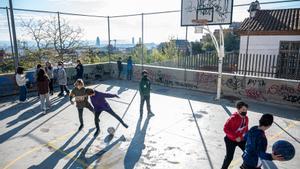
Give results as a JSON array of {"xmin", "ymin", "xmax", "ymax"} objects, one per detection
[
  {"xmin": 58, "ymin": 61, "xmax": 63, "ymax": 69},
  {"xmin": 129, "ymin": 56, "xmax": 132, "ymax": 60},
  {"xmin": 16, "ymin": 66, "xmax": 24, "ymax": 74},
  {"xmin": 142, "ymin": 70, "xmax": 148, "ymax": 78},
  {"xmin": 236, "ymin": 101, "xmax": 248, "ymax": 117},
  {"xmin": 259, "ymin": 114, "xmax": 273, "ymax": 131},
  {"xmin": 37, "ymin": 64, "xmax": 42, "ymax": 69},
  {"xmin": 74, "ymin": 79, "xmax": 84, "ymax": 89},
  {"xmin": 77, "ymin": 60, "xmax": 81, "ymax": 64},
  {"xmin": 46, "ymin": 61, "xmax": 51, "ymax": 67},
  {"xmin": 86, "ymin": 88, "xmax": 95, "ymax": 96},
  {"xmin": 37, "ymin": 68, "xmax": 47, "ymax": 81},
  {"xmin": 118, "ymin": 57, "xmax": 122, "ymax": 61}
]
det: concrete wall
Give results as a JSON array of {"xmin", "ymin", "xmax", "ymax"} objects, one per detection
[
  {"xmin": 0, "ymin": 63, "xmax": 111, "ymax": 97},
  {"xmin": 110, "ymin": 63, "xmax": 300, "ymax": 108}
]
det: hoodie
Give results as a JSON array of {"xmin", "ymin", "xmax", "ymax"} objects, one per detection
[
  {"xmin": 223, "ymin": 112, "xmax": 249, "ymax": 142},
  {"xmin": 139, "ymin": 76, "xmax": 151, "ymax": 96},
  {"xmin": 242, "ymin": 126, "xmax": 273, "ymax": 168},
  {"xmin": 90, "ymin": 90, "xmax": 117, "ymax": 112}
]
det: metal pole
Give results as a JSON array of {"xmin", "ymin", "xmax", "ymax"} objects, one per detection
[
  {"xmin": 57, "ymin": 12, "xmax": 63, "ymax": 61},
  {"xmin": 185, "ymin": 26, "xmax": 188, "ymax": 83},
  {"xmin": 107, "ymin": 16, "xmax": 111, "ymax": 63},
  {"xmin": 6, "ymin": 7, "xmax": 14, "ymax": 63},
  {"xmin": 8, "ymin": 0, "xmax": 19, "ymax": 68},
  {"xmin": 216, "ymin": 25, "xmax": 224, "ymax": 100},
  {"xmin": 141, "ymin": 13, "xmax": 144, "ymax": 70}
]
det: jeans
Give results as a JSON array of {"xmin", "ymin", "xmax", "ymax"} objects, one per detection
[
  {"xmin": 49, "ymin": 78, "xmax": 54, "ymax": 94},
  {"xmin": 59, "ymin": 85, "xmax": 69, "ymax": 95},
  {"xmin": 221, "ymin": 136, "xmax": 246, "ymax": 169},
  {"xmin": 19, "ymin": 85, "xmax": 27, "ymax": 101},
  {"xmin": 118, "ymin": 70, "xmax": 122, "ymax": 79},
  {"xmin": 140, "ymin": 95, "xmax": 151, "ymax": 113},
  {"xmin": 94, "ymin": 108, "xmax": 127, "ymax": 130},
  {"xmin": 127, "ymin": 69, "xmax": 133, "ymax": 80},
  {"xmin": 77, "ymin": 102, "xmax": 94, "ymax": 126},
  {"xmin": 40, "ymin": 93, "xmax": 51, "ymax": 111}
]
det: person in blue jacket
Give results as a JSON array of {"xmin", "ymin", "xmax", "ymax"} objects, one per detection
[
  {"xmin": 127, "ymin": 56, "xmax": 133, "ymax": 80},
  {"xmin": 241, "ymin": 114, "xmax": 284, "ymax": 169}
]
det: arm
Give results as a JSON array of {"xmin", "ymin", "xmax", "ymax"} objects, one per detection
[
  {"xmin": 69, "ymin": 90, "xmax": 75, "ymax": 104},
  {"xmin": 257, "ymin": 137, "xmax": 273, "ymax": 160},
  {"xmin": 97, "ymin": 91, "xmax": 117, "ymax": 98}
]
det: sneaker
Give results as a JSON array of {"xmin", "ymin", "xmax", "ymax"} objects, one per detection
[
  {"xmin": 42, "ymin": 110, "xmax": 47, "ymax": 115},
  {"xmin": 148, "ymin": 112, "xmax": 155, "ymax": 117},
  {"xmin": 78, "ymin": 124, "xmax": 84, "ymax": 131},
  {"xmin": 58, "ymin": 93, "xmax": 64, "ymax": 97}
]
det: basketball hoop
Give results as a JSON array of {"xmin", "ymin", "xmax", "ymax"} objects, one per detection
[{"xmin": 192, "ymin": 19, "xmax": 208, "ymax": 25}]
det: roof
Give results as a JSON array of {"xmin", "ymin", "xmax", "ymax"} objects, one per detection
[{"xmin": 239, "ymin": 8, "xmax": 300, "ymax": 35}]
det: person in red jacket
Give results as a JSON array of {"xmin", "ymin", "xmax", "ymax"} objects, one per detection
[{"xmin": 221, "ymin": 101, "xmax": 249, "ymax": 169}]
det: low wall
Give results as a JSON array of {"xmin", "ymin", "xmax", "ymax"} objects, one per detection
[
  {"xmin": 110, "ymin": 63, "xmax": 300, "ymax": 108},
  {"xmin": 0, "ymin": 63, "xmax": 111, "ymax": 97}
]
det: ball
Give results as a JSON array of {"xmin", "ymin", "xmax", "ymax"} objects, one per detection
[
  {"xmin": 107, "ymin": 127, "xmax": 115, "ymax": 135},
  {"xmin": 272, "ymin": 140, "xmax": 295, "ymax": 161}
]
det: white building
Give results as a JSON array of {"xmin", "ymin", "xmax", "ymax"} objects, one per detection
[{"xmin": 238, "ymin": 8, "xmax": 300, "ymax": 79}]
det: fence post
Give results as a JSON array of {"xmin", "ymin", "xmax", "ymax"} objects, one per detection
[
  {"xmin": 5, "ymin": 7, "xmax": 14, "ymax": 64},
  {"xmin": 141, "ymin": 13, "xmax": 144, "ymax": 70},
  {"xmin": 57, "ymin": 12, "xmax": 63, "ymax": 61},
  {"xmin": 107, "ymin": 16, "xmax": 111, "ymax": 63},
  {"xmin": 8, "ymin": 0, "xmax": 19, "ymax": 69},
  {"xmin": 184, "ymin": 26, "xmax": 188, "ymax": 83}
]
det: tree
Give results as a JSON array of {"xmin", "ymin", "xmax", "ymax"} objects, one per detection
[
  {"xmin": 20, "ymin": 18, "xmax": 49, "ymax": 62},
  {"xmin": 224, "ymin": 31, "xmax": 240, "ymax": 52},
  {"xmin": 191, "ymin": 41, "xmax": 204, "ymax": 54},
  {"xmin": 45, "ymin": 17, "xmax": 83, "ymax": 60}
]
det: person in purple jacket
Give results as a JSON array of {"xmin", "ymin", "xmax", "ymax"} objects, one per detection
[{"xmin": 86, "ymin": 88, "xmax": 129, "ymax": 136}]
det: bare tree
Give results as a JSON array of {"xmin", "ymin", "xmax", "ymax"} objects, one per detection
[
  {"xmin": 45, "ymin": 17, "xmax": 83, "ymax": 60},
  {"xmin": 20, "ymin": 18, "xmax": 49, "ymax": 61},
  {"xmin": 21, "ymin": 17, "xmax": 83, "ymax": 61}
]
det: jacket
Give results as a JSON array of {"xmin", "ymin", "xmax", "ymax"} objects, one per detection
[
  {"xmin": 75, "ymin": 64, "xmax": 84, "ymax": 78},
  {"xmin": 37, "ymin": 77, "xmax": 50, "ymax": 95},
  {"xmin": 139, "ymin": 76, "xmax": 151, "ymax": 96},
  {"xmin": 242, "ymin": 126, "xmax": 273, "ymax": 168},
  {"xmin": 90, "ymin": 91, "xmax": 117, "ymax": 112},
  {"xmin": 224, "ymin": 112, "xmax": 249, "ymax": 142},
  {"xmin": 57, "ymin": 68, "xmax": 67, "ymax": 85},
  {"xmin": 45, "ymin": 67, "xmax": 54, "ymax": 79},
  {"xmin": 16, "ymin": 73, "xmax": 27, "ymax": 86}
]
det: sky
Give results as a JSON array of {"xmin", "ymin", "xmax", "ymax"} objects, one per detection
[{"xmin": 0, "ymin": 0, "xmax": 300, "ymax": 45}]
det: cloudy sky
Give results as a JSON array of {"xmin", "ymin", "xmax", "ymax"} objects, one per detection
[{"xmin": 0, "ymin": 0, "xmax": 299, "ymax": 44}]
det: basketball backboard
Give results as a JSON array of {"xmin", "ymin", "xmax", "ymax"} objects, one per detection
[{"xmin": 181, "ymin": 0, "xmax": 233, "ymax": 26}]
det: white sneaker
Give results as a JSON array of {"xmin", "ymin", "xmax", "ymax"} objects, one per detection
[{"xmin": 43, "ymin": 110, "xmax": 47, "ymax": 115}]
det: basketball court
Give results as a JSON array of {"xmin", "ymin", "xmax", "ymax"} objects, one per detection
[{"xmin": 0, "ymin": 79, "xmax": 299, "ymax": 169}]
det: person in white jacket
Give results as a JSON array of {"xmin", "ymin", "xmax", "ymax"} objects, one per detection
[
  {"xmin": 57, "ymin": 61, "xmax": 70, "ymax": 97},
  {"xmin": 15, "ymin": 66, "xmax": 28, "ymax": 102}
]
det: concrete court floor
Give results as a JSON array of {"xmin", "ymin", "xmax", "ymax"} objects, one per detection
[{"xmin": 0, "ymin": 79, "xmax": 299, "ymax": 169}]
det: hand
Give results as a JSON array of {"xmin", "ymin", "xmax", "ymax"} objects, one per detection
[
  {"xmin": 235, "ymin": 137, "xmax": 241, "ymax": 142},
  {"xmin": 70, "ymin": 101, "xmax": 74, "ymax": 105},
  {"xmin": 115, "ymin": 95, "xmax": 120, "ymax": 98},
  {"xmin": 272, "ymin": 153, "xmax": 285, "ymax": 161}
]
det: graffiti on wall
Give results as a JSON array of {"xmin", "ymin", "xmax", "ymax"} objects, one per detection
[
  {"xmin": 194, "ymin": 72, "xmax": 217, "ymax": 85},
  {"xmin": 225, "ymin": 76, "xmax": 243, "ymax": 90}
]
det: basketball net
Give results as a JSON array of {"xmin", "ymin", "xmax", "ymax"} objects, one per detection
[{"xmin": 192, "ymin": 19, "xmax": 208, "ymax": 34}]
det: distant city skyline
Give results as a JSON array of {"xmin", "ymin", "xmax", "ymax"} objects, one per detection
[{"xmin": 0, "ymin": 0, "xmax": 299, "ymax": 44}]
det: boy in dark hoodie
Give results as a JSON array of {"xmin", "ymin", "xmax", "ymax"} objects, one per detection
[
  {"xmin": 69, "ymin": 79, "xmax": 94, "ymax": 131},
  {"xmin": 241, "ymin": 114, "xmax": 284, "ymax": 169},
  {"xmin": 221, "ymin": 101, "xmax": 249, "ymax": 169},
  {"xmin": 86, "ymin": 88, "xmax": 128, "ymax": 137},
  {"xmin": 139, "ymin": 70, "xmax": 154, "ymax": 117}
]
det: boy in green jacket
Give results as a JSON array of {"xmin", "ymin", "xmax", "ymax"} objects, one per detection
[{"xmin": 139, "ymin": 70, "xmax": 154, "ymax": 117}]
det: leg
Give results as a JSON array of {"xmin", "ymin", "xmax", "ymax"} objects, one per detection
[
  {"xmin": 129, "ymin": 70, "xmax": 133, "ymax": 80},
  {"xmin": 85, "ymin": 102, "xmax": 94, "ymax": 114},
  {"xmin": 64, "ymin": 85, "xmax": 70, "ymax": 95},
  {"xmin": 140, "ymin": 95, "xmax": 145, "ymax": 115},
  {"xmin": 77, "ymin": 108, "xmax": 84, "ymax": 131},
  {"xmin": 238, "ymin": 140, "xmax": 246, "ymax": 151},
  {"xmin": 24, "ymin": 86, "xmax": 27, "ymax": 100},
  {"xmin": 19, "ymin": 86, "xmax": 24, "ymax": 101},
  {"xmin": 221, "ymin": 136, "xmax": 237, "ymax": 169},
  {"xmin": 45, "ymin": 93, "xmax": 51, "ymax": 109},
  {"xmin": 127, "ymin": 70, "xmax": 129, "ymax": 80},
  {"xmin": 49, "ymin": 79, "xmax": 54, "ymax": 94},
  {"xmin": 59, "ymin": 85, "xmax": 64, "ymax": 96},
  {"xmin": 145, "ymin": 95, "xmax": 152, "ymax": 114},
  {"xmin": 106, "ymin": 108, "xmax": 128, "ymax": 128},
  {"xmin": 94, "ymin": 111, "xmax": 101, "ymax": 132},
  {"xmin": 40, "ymin": 94, "xmax": 46, "ymax": 111}
]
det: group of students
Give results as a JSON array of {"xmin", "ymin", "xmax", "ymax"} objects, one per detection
[
  {"xmin": 221, "ymin": 101, "xmax": 284, "ymax": 169},
  {"xmin": 117, "ymin": 56, "xmax": 133, "ymax": 80}
]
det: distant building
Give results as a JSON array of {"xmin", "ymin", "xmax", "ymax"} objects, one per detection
[
  {"xmin": 157, "ymin": 39, "xmax": 189, "ymax": 53},
  {"xmin": 132, "ymin": 37, "xmax": 135, "ymax": 45},
  {"xmin": 96, "ymin": 37, "xmax": 100, "ymax": 47},
  {"xmin": 0, "ymin": 49, "xmax": 5, "ymax": 63},
  {"xmin": 238, "ymin": 7, "xmax": 300, "ymax": 79}
]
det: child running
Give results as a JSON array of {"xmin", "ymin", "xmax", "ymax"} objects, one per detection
[
  {"xmin": 69, "ymin": 79, "xmax": 94, "ymax": 131},
  {"xmin": 86, "ymin": 88, "xmax": 129, "ymax": 137},
  {"xmin": 241, "ymin": 114, "xmax": 284, "ymax": 169}
]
